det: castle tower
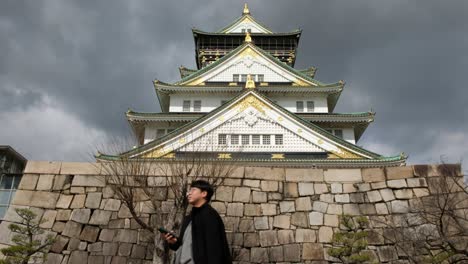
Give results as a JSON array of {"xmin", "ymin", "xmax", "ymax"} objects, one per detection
[{"xmin": 98, "ymin": 4, "xmax": 406, "ymax": 167}]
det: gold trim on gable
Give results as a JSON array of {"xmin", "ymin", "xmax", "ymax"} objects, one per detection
[
  {"xmin": 218, "ymin": 153, "xmax": 232, "ymax": 159},
  {"xmin": 232, "ymin": 94, "xmax": 270, "ymax": 115}
]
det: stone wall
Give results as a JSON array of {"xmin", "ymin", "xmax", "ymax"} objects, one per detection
[{"xmin": 0, "ymin": 161, "xmax": 464, "ymax": 263}]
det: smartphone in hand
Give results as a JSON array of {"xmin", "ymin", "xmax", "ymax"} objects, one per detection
[{"xmin": 158, "ymin": 227, "xmax": 178, "ymax": 240}]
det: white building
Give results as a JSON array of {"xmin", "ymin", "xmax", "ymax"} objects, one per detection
[{"xmin": 98, "ymin": 4, "xmax": 406, "ymax": 167}]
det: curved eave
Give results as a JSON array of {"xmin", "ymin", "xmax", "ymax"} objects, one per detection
[
  {"xmin": 193, "ymin": 28, "xmax": 302, "ymax": 37},
  {"xmin": 177, "ymin": 42, "xmax": 340, "ymax": 87},
  {"xmin": 95, "ymin": 153, "xmax": 407, "ymax": 168}
]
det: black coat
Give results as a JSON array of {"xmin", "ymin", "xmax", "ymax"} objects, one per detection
[{"xmin": 168, "ymin": 202, "xmax": 232, "ymax": 264}]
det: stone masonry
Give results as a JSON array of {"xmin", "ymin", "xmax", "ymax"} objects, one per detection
[{"xmin": 0, "ymin": 161, "xmax": 464, "ymax": 263}]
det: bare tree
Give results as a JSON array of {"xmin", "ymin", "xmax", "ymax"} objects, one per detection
[
  {"xmin": 95, "ymin": 136, "xmax": 237, "ymax": 264},
  {"xmin": 379, "ymin": 163, "xmax": 467, "ymax": 263}
]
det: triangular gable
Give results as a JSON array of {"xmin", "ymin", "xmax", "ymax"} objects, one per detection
[
  {"xmin": 178, "ymin": 43, "xmax": 319, "ymax": 87},
  {"xmin": 126, "ymin": 90, "xmax": 383, "ymax": 160},
  {"xmin": 219, "ymin": 15, "xmax": 273, "ymax": 34}
]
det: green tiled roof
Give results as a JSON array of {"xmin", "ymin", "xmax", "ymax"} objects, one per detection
[
  {"xmin": 101, "ymin": 89, "xmax": 403, "ymax": 164},
  {"xmin": 216, "ymin": 14, "xmax": 273, "ymax": 33},
  {"xmin": 175, "ymin": 41, "xmax": 342, "ymax": 87}
]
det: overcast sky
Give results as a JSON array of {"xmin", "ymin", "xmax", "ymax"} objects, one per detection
[{"xmin": 1, "ymin": 0, "xmax": 467, "ymax": 171}]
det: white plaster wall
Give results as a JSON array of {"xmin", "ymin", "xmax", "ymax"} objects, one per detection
[
  {"xmin": 179, "ymin": 113, "xmax": 325, "ymax": 153},
  {"xmin": 267, "ymin": 95, "xmax": 329, "ymax": 113},
  {"xmin": 207, "ymin": 61, "xmax": 291, "ymax": 83},
  {"xmin": 169, "ymin": 94, "xmax": 232, "ymax": 112},
  {"xmin": 226, "ymin": 21, "xmax": 268, "ymax": 33}
]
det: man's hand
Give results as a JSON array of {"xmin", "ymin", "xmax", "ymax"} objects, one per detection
[{"xmin": 161, "ymin": 232, "xmax": 178, "ymax": 244}]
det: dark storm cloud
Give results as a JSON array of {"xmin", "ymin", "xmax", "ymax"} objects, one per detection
[{"xmin": 0, "ymin": 0, "xmax": 467, "ymax": 169}]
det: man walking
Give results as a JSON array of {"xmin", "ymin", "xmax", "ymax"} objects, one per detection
[{"xmin": 162, "ymin": 180, "xmax": 232, "ymax": 264}]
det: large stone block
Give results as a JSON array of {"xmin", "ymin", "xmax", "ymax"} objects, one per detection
[
  {"xmin": 244, "ymin": 204, "xmax": 262, "ymax": 216},
  {"xmin": 103, "ymin": 199, "xmax": 122, "ymax": 211},
  {"xmin": 253, "ymin": 216, "xmax": 269, "ymax": 230},
  {"xmin": 343, "ymin": 204, "xmax": 361, "ymax": 215},
  {"xmin": 250, "ymin": 247, "xmax": 269, "ymax": 263},
  {"xmin": 244, "ymin": 233, "xmax": 260, "ymax": 247},
  {"xmin": 147, "ymin": 177, "xmax": 167, "ymax": 187},
  {"xmin": 324, "ymin": 214, "xmax": 339, "ymax": 227},
  {"xmin": 252, "ymin": 191, "xmax": 267, "ymax": 203},
  {"xmin": 279, "ymin": 201, "xmax": 295, "ymax": 213},
  {"xmin": 40, "ymin": 210, "xmax": 57, "ymax": 229},
  {"xmin": 238, "ymin": 219, "xmax": 254, "ymax": 232},
  {"xmin": 85, "ymin": 192, "xmax": 102, "ymax": 209},
  {"xmin": 215, "ymin": 186, "xmax": 233, "ymax": 202},
  {"xmin": 367, "ymin": 190, "xmax": 383, "ymax": 202},
  {"xmin": 314, "ymin": 183, "xmax": 329, "ymax": 194},
  {"xmin": 298, "ymin": 182, "xmax": 314, "ymax": 196},
  {"xmin": 331, "ymin": 183, "xmax": 343, "ymax": 193},
  {"xmin": 70, "ymin": 194, "xmax": 86, "ymax": 209},
  {"xmin": 24, "ymin": 161, "xmax": 61, "ymax": 174},
  {"xmin": 259, "ymin": 230, "xmax": 279, "ymax": 247},
  {"xmin": 69, "ymin": 250, "xmax": 88, "ymax": 264},
  {"xmin": 18, "ymin": 174, "xmax": 38, "ymax": 190},
  {"xmin": 318, "ymin": 226, "xmax": 333, "ymax": 242},
  {"xmin": 386, "ymin": 166, "xmax": 413, "ymax": 180},
  {"xmin": 114, "ymin": 229, "xmax": 138, "ymax": 243},
  {"xmin": 80, "ymin": 225, "xmax": 100, "ymax": 242},
  {"xmin": 233, "ymin": 187, "xmax": 251, "ymax": 202},
  {"xmin": 380, "ymin": 189, "xmax": 396, "ymax": 201},
  {"xmin": 313, "ymin": 201, "xmax": 328, "ymax": 213},
  {"xmin": 283, "ymin": 182, "xmax": 298, "ymax": 198},
  {"xmin": 296, "ymin": 228, "xmax": 316, "ymax": 242},
  {"xmin": 60, "ymin": 162, "xmax": 101, "ymax": 175},
  {"xmin": 334, "ymin": 194, "xmax": 350, "ymax": 203},
  {"xmin": 260, "ymin": 203, "xmax": 276, "ymax": 216},
  {"xmin": 295, "ymin": 197, "xmax": 312, "ymax": 211},
  {"xmin": 309, "ymin": 212, "xmax": 323, "ymax": 226},
  {"xmin": 30, "ymin": 191, "xmax": 60, "ymax": 209},
  {"xmin": 273, "ymin": 215, "xmax": 290, "ymax": 229},
  {"xmin": 36, "ymin": 174, "xmax": 54, "ymax": 191},
  {"xmin": 390, "ymin": 200, "xmax": 409, "ymax": 213},
  {"xmin": 283, "ymin": 244, "xmax": 301, "ymax": 262},
  {"xmin": 324, "ymin": 169, "xmax": 362, "ymax": 182},
  {"xmin": 62, "ymin": 221, "xmax": 83, "ymax": 238},
  {"xmin": 302, "ymin": 243, "xmax": 324, "ymax": 260},
  {"xmin": 99, "ymin": 229, "xmax": 116, "ymax": 242},
  {"xmin": 245, "ymin": 167, "xmax": 285, "ymax": 181},
  {"xmin": 10, "ymin": 190, "xmax": 33, "ymax": 206},
  {"xmin": 89, "ymin": 210, "xmax": 112, "ymax": 225},
  {"xmin": 70, "ymin": 209, "xmax": 91, "ymax": 224},
  {"xmin": 56, "ymin": 194, "xmax": 73, "ymax": 209},
  {"xmin": 362, "ymin": 167, "xmax": 386, "ymax": 182},
  {"xmin": 378, "ymin": 246, "xmax": 398, "ymax": 262},
  {"xmin": 291, "ymin": 212, "xmax": 309, "ymax": 228},
  {"xmin": 327, "ymin": 204, "xmax": 342, "ymax": 215},
  {"xmin": 387, "ymin": 179, "xmax": 407, "ymax": 188},
  {"xmin": 227, "ymin": 203, "xmax": 244, "ymax": 217},
  {"xmin": 71, "ymin": 175, "xmax": 105, "ymax": 187},
  {"xmin": 260, "ymin": 180, "xmax": 278, "ymax": 192},
  {"xmin": 243, "ymin": 179, "xmax": 260, "ymax": 188},
  {"xmin": 268, "ymin": 245, "xmax": 284, "ymax": 262},
  {"xmin": 277, "ymin": 229, "xmax": 294, "ymax": 244},
  {"xmin": 285, "ymin": 168, "xmax": 323, "ymax": 182},
  {"xmin": 50, "ymin": 235, "xmax": 69, "ymax": 253}
]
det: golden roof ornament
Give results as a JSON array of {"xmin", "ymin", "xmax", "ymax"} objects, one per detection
[
  {"xmin": 245, "ymin": 31, "xmax": 252, "ymax": 43},
  {"xmin": 243, "ymin": 3, "xmax": 250, "ymax": 14},
  {"xmin": 245, "ymin": 74, "xmax": 256, "ymax": 89}
]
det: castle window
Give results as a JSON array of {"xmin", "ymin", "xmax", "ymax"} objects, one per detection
[
  {"xmin": 307, "ymin": 101, "xmax": 315, "ymax": 112},
  {"xmin": 242, "ymin": 134, "xmax": 250, "ymax": 145},
  {"xmin": 241, "ymin": 74, "xmax": 247, "ymax": 82},
  {"xmin": 193, "ymin": 100, "xmax": 202, "ymax": 112},
  {"xmin": 231, "ymin": 134, "xmax": 239, "ymax": 145},
  {"xmin": 156, "ymin": 129, "xmax": 166, "ymax": 138},
  {"xmin": 241, "ymin": 29, "xmax": 246, "ymax": 33},
  {"xmin": 218, "ymin": 134, "xmax": 227, "ymax": 145},
  {"xmin": 233, "ymin": 74, "xmax": 239, "ymax": 82},
  {"xmin": 0, "ymin": 175, "xmax": 21, "ymax": 219},
  {"xmin": 262, "ymin": 135, "xmax": 271, "ymax": 145},
  {"xmin": 258, "ymin": 74, "xmax": 264, "ymax": 82},
  {"xmin": 296, "ymin": 101, "xmax": 304, "ymax": 112},
  {"xmin": 334, "ymin": 129, "xmax": 343, "ymax": 139},
  {"xmin": 182, "ymin": 100, "xmax": 191, "ymax": 112},
  {"xmin": 252, "ymin": 135, "xmax": 260, "ymax": 145},
  {"xmin": 275, "ymin": 134, "xmax": 283, "ymax": 145},
  {"xmin": 247, "ymin": 28, "xmax": 252, "ymax": 33}
]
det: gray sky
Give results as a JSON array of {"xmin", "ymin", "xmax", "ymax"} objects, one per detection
[{"xmin": 1, "ymin": 0, "xmax": 467, "ymax": 171}]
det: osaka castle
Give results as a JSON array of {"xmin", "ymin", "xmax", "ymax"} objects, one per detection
[{"xmin": 97, "ymin": 4, "xmax": 407, "ymax": 167}]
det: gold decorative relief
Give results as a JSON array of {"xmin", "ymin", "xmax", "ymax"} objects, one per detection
[
  {"xmin": 233, "ymin": 94, "xmax": 270, "ymax": 115},
  {"xmin": 178, "ymin": 137, "xmax": 186, "ymax": 144},
  {"xmin": 218, "ymin": 153, "xmax": 232, "ymax": 159},
  {"xmin": 163, "ymin": 153, "xmax": 176, "ymax": 158},
  {"xmin": 317, "ymin": 139, "xmax": 323, "ymax": 145},
  {"xmin": 329, "ymin": 148, "xmax": 362, "ymax": 159},
  {"xmin": 277, "ymin": 116, "xmax": 283, "ymax": 122},
  {"xmin": 271, "ymin": 154, "xmax": 284, "ymax": 159}
]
